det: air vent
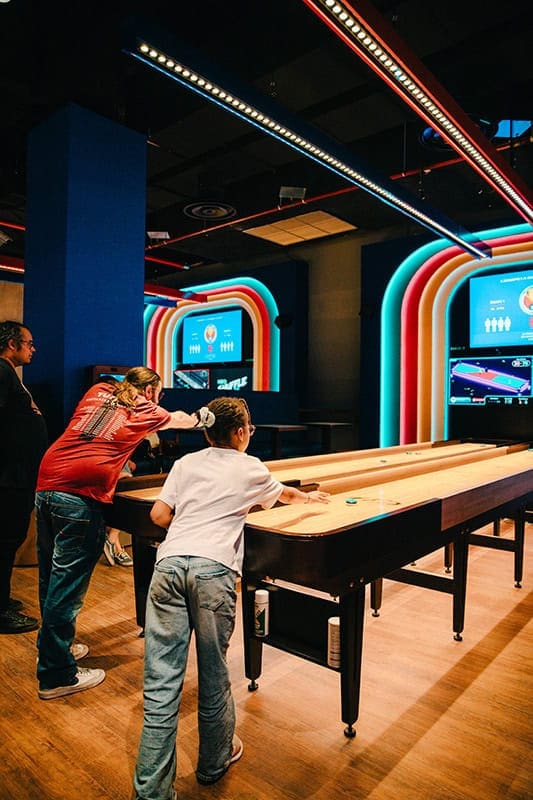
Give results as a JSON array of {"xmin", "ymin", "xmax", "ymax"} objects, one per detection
[{"xmin": 183, "ymin": 202, "xmax": 236, "ymax": 221}]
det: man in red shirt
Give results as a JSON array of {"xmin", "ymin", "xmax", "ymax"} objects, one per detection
[{"xmin": 35, "ymin": 366, "xmax": 214, "ymax": 699}]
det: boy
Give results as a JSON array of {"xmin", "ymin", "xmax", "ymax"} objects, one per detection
[{"xmin": 134, "ymin": 396, "xmax": 330, "ymax": 800}]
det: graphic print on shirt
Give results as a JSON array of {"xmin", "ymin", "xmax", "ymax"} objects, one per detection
[{"xmin": 73, "ymin": 391, "xmax": 128, "ymax": 441}]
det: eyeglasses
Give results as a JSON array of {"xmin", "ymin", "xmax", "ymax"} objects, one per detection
[
  {"xmin": 248, "ymin": 424, "xmax": 256, "ymax": 436},
  {"xmin": 18, "ymin": 339, "xmax": 35, "ymax": 348}
]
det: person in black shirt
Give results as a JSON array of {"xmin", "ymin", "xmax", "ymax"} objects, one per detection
[{"xmin": 0, "ymin": 320, "xmax": 48, "ymax": 633}]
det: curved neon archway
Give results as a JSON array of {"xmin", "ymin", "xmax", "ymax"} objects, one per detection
[
  {"xmin": 380, "ymin": 223, "xmax": 533, "ymax": 445},
  {"xmin": 143, "ymin": 277, "xmax": 280, "ymax": 391}
]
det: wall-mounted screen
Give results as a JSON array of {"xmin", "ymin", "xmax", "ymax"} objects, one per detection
[
  {"xmin": 211, "ymin": 366, "xmax": 252, "ymax": 392},
  {"xmin": 181, "ymin": 309, "xmax": 242, "ymax": 365},
  {"xmin": 469, "ymin": 269, "xmax": 533, "ymax": 348},
  {"xmin": 448, "ymin": 355, "xmax": 532, "ymax": 406},
  {"xmin": 91, "ymin": 365, "xmax": 131, "ymax": 385},
  {"xmin": 173, "ymin": 369, "xmax": 210, "ymax": 390}
]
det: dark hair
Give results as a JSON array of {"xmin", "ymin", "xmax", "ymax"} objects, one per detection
[
  {"xmin": 0, "ymin": 320, "xmax": 27, "ymax": 352},
  {"xmin": 205, "ymin": 396, "xmax": 250, "ymax": 446}
]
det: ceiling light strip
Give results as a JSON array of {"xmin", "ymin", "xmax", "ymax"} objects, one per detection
[
  {"xmin": 130, "ymin": 41, "xmax": 488, "ymax": 259},
  {"xmin": 146, "ymin": 141, "xmax": 523, "ymax": 251},
  {"xmin": 301, "ymin": 0, "xmax": 533, "ymax": 224}
]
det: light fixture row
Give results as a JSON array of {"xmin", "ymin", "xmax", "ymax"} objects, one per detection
[
  {"xmin": 303, "ymin": 0, "xmax": 533, "ymax": 224},
  {"xmin": 134, "ymin": 41, "xmax": 488, "ymax": 259}
]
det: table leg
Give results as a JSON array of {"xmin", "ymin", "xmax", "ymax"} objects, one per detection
[
  {"xmin": 452, "ymin": 532, "xmax": 469, "ymax": 641},
  {"xmin": 339, "ymin": 586, "xmax": 365, "ymax": 738},
  {"xmin": 370, "ymin": 578, "xmax": 382, "ymax": 616},
  {"xmin": 132, "ymin": 536, "xmax": 157, "ymax": 634},
  {"xmin": 242, "ymin": 580, "xmax": 263, "ymax": 690},
  {"xmin": 322, "ymin": 427, "xmax": 332, "ymax": 453},
  {"xmin": 272, "ymin": 430, "xmax": 282, "ymax": 459},
  {"xmin": 513, "ymin": 508, "xmax": 525, "ymax": 588}
]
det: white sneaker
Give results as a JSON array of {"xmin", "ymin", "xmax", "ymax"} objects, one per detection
[
  {"xmin": 37, "ymin": 641, "xmax": 89, "ymax": 664},
  {"xmin": 70, "ymin": 642, "xmax": 89, "ymax": 660},
  {"xmin": 114, "ymin": 549, "xmax": 133, "ymax": 566},
  {"xmin": 196, "ymin": 736, "xmax": 243, "ymax": 784},
  {"xmin": 103, "ymin": 538, "xmax": 115, "ymax": 566},
  {"xmin": 38, "ymin": 667, "xmax": 105, "ymax": 700}
]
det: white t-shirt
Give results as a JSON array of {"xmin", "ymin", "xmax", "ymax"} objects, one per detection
[{"xmin": 155, "ymin": 446, "xmax": 284, "ymax": 574}]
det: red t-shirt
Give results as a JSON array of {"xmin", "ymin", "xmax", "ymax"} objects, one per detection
[{"xmin": 36, "ymin": 382, "xmax": 171, "ymax": 503}]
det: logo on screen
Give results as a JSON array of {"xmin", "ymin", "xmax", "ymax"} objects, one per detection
[{"xmin": 204, "ymin": 324, "xmax": 218, "ymax": 343}]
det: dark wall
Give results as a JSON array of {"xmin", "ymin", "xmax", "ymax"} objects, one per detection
[{"xmin": 161, "ymin": 388, "xmax": 298, "ymax": 425}]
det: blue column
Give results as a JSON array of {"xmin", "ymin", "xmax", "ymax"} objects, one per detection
[{"xmin": 24, "ymin": 104, "xmax": 146, "ymax": 438}]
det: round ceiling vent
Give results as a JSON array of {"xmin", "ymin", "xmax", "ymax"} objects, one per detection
[{"xmin": 183, "ymin": 201, "xmax": 237, "ymax": 221}]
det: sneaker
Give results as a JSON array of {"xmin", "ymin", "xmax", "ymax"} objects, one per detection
[
  {"xmin": 38, "ymin": 667, "xmax": 105, "ymax": 700},
  {"xmin": 196, "ymin": 736, "xmax": 243, "ymax": 785},
  {"xmin": 36, "ymin": 641, "xmax": 89, "ymax": 664},
  {"xmin": 0, "ymin": 608, "xmax": 39, "ymax": 634},
  {"xmin": 114, "ymin": 549, "xmax": 133, "ymax": 566},
  {"xmin": 70, "ymin": 642, "xmax": 89, "ymax": 660},
  {"xmin": 103, "ymin": 538, "xmax": 115, "ymax": 566},
  {"xmin": 8, "ymin": 598, "xmax": 23, "ymax": 612}
]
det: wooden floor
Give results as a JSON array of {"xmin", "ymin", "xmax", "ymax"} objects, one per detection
[{"xmin": 1, "ymin": 519, "xmax": 532, "ymax": 800}]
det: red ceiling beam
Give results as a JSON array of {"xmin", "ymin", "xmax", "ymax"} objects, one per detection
[{"xmin": 300, "ymin": 0, "xmax": 533, "ymax": 224}]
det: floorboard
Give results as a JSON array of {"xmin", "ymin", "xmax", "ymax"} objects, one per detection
[{"xmin": 1, "ymin": 519, "xmax": 531, "ymax": 800}]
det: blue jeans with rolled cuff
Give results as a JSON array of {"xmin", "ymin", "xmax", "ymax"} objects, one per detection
[
  {"xmin": 35, "ymin": 491, "xmax": 106, "ymax": 690},
  {"xmin": 134, "ymin": 556, "xmax": 237, "ymax": 800}
]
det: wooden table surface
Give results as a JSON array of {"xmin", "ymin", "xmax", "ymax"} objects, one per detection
[
  {"xmin": 246, "ymin": 448, "xmax": 533, "ymax": 536},
  {"xmin": 112, "ymin": 440, "xmax": 522, "ymax": 511}
]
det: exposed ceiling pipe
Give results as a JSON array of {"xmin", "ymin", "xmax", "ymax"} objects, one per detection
[
  {"xmin": 146, "ymin": 142, "xmax": 521, "ymax": 250},
  {"xmin": 1, "ymin": 140, "xmax": 525, "ymax": 272}
]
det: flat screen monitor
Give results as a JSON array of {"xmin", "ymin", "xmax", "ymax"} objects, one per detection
[
  {"xmin": 211, "ymin": 366, "xmax": 252, "ymax": 392},
  {"xmin": 469, "ymin": 269, "xmax": 533, "ymax": 348},
  {"xmin": 448, "ymin": 355, "xmax": 532, "ymax": 406},
  {"xmin": 91, "ymin": 365, "xmax": 131, "ymax": 385},
  {"xmin": 173, "ymin": 369, "xmax": 210, "ymax": 390},
  {"xmin": 181, "ymin": 308, "xmax": 242, "ymax": 365}
]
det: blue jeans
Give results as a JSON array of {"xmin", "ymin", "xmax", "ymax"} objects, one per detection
[
  {"xmin": 134, "ymin": 556, "xmax": 237, "ymax": 800},
  {"xmin": 35, "ymin": 491, "xmax": 106, "ymax": 690}
]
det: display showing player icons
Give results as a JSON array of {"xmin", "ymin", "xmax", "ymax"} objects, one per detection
[
  {"xmin": 483, "ymin": 316, "xmax": 512, "ymax": 334},
  {"xmin": 181, "ymin": 308, "xmax": 243, "ymax": 365},
  {"xmin": 470, "ymin": 270, "xmax": 533, "ymax": 347}
]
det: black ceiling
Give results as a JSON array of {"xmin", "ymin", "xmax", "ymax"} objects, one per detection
[{"xmin": 1, "ymin": 0, "xmax": 532, "ymax": 288}]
